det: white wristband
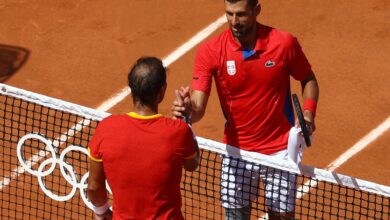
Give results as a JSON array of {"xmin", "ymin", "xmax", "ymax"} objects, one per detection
[{"xmin": 92, "ymin": 202, "xmax": 109, "ymax": 215}]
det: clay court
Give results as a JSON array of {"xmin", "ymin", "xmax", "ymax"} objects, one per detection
[{"xmin": 0, "ymin": 0, "xmax": 389, "ymax": 218}]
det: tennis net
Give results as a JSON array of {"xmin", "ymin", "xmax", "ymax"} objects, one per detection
[{"xmin": 0, "ymin": 83, "xmax": 389, "ymax": 219}]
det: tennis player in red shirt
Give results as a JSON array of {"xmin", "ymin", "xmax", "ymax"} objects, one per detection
[
  {"xmin": 172, "ymin": 0, "xmax": 319, "ymax": 219},
  {"xmin": 88, "ymin": 57, "xmax": 199, "ymax": 220}
]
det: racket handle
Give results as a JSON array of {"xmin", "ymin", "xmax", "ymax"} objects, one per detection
[{"xmin": 292, "ymin": 94, "xmax": 311, "ymax": 147}]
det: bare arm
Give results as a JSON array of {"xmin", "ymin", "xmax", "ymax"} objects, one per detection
[
  {"xmin": 189, "ymin": 90, "xmax": 209, "ymax": 123},
  {"xmin": 183, "ymin": 137, "xmax": 200, "ymax": 171},
  {"xmin": 87, "ymin": 160, "xmax": 112, "ymax": 219},
  {"xmin": 300, "ymin": 71, "xmax": 319, "ymax": 133}
]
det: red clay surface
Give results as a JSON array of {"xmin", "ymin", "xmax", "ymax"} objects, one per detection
[{"xmin": 0, "ymin": 0, "xmax": 388, "ymax": 195}]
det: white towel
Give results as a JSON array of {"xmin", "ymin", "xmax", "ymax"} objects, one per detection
[{"xmin": 287, "ymin": 127, "xmax": 311, "ymax": 164}]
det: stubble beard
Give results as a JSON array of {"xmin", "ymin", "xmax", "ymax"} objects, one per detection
[{"xmin": 230, "ymin": 22, "xmax": 255, "ymax": 40}]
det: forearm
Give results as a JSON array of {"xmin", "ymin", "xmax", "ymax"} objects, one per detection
[
  {"xmin": 88, "ymin": 183, "xmax": 108, "ymax": 206},
  {"xmin": 88, "ymin": 160, "xmax": 109, "ymax": 206},
  {"xmin": 301, "ymin": 72, "xmax": 319, "ymax": 116},
  {"xmin": 189, "ymin": 90, "xmax": 209, "ymax": 123},
  {"xmin": 190, "ymin": 105, "xmax": 206, "ymax": 123},
  {"xmin": 89, "ymin": 187, "xmax": 111, "ymax": 220},
  {"xmin": 183, "ymin": 139, "xmax": 200, "ymax": 171},
  {"xmin": 299, "ymin": 72, "xmax": 319, "ymax": 133},
  {"xmin": 88, "ymin": 179, "xmax": 111, "ymax": 218},
  {"xmin": 301, "ymin": 72, "xmax": 319, "ymax": 101}
]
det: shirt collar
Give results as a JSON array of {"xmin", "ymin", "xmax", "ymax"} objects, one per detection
[{"xmin": 127, "ymin": 112, "xmax": 163, "ymax": 120}]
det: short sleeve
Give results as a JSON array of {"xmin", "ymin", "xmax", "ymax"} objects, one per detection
[
  {"xmin": 88, "ymin": 122, "xmax": 105, "ymax": 162},
  {"xmin": 192, "ymin": 43, "xmax": 217, "ymax": 95},
  {"xmin": 285, "ymin": 37, "xmax": 312, "ymax": 81}
]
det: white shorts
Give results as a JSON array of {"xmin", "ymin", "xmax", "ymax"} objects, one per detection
[{"xmin": 220, "ymin": 149, "xmax": 297, "ymax": 212}]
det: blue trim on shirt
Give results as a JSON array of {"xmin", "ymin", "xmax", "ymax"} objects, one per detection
[
  {"xmin": 284, "ymin": 91, "xmax": 295, "ymax": 126},
  {"xmin": 243, "ymin": 50, "xmax": 255, "ymax": 60}
]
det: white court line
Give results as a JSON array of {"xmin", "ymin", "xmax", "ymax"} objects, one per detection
[
  {"xmin": 0, "ymin": 14, "xmax": 227, "ymax": 190},
  {"xmin": 325, "ymin": 115, "xmax": 390, "ymax": 171},
  {"xmin": 97, "ymin": 15, "xmax": 227, "ymax": 112},
  {"xmin": 261, "ymin": 116, "xmax": 390, "ymax": 219},
  {"xmin": 296, "ymin": 116, "xmax": 390, "ymax": 198}
]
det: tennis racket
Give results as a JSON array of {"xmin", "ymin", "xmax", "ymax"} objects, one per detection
[{"xmin": 292, "ymin": 94, "xmax": 311, "ymax": 147}]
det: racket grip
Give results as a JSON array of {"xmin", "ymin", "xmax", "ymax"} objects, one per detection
[{"xmin": 292, "ymin": 94, "xmax": 311, "ymax": 147}]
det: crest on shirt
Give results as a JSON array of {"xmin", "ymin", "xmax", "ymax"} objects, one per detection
[
  {"xmin": 265, "ymin": 60, "xmax": 276, "ymax": 68},
  {"xmin": 226, "ymin": 60, "xmax": 236, "ymax": 75}
]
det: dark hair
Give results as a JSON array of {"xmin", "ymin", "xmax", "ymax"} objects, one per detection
[
  {"xmin": 128, "ymin": 57, "xmax": 166, "ymax": 106},
  {"xmin": 225, "ymin": 0, "xmax": 258, "ymax": 8}
]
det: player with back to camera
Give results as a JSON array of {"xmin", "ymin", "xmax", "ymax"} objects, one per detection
[
  {"xmin": 88, "ymin": 57, "xmax": 200, "ymax": 220},
  {"xmin": 172, "ymin": 0, "xmax": 319, "ymax": 219}
]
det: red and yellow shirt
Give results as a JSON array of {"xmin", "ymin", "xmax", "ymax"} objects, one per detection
[
  {"xmin": 89, "ymin": 112, "xmax": 196, "ymax": 220},
  {"xmin": 192, "ymin": 23, "xmax": 312, "ymax": 155}
]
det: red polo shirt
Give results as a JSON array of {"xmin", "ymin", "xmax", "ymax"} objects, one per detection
[
  {"xmin": 192, "ymin": 23, "xmax": 312, "ymax": 155},
  {"xmin": 88, "ymin": 112, "xmax": 196, "ymax": 220}
]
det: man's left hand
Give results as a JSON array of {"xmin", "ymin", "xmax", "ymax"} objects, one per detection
[{"xmin": 295, "ymin": 110, "xmax": 315, "ymax": 135}]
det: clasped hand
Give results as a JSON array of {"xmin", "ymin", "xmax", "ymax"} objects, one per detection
[{"xmin": 172, "ymin": 86, "xmax": 191, "ymax": 119}]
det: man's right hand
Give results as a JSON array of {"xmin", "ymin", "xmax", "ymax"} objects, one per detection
[{"xmin": 172, "ymin": 86, "xmax": 191, "ymax": 119}]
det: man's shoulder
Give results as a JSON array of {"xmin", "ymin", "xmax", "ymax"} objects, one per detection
[
  {"xmin": 97, "ymin": 114, "xmax": 126, "ymax": 127},
  {"xmin": 160, "ymin": 117, "xmax": 190, "ymax": 131},
  {"xmin": 101, "ymin": 114, "xmax": 126, "ymax": 122},
  {"xmin": 260, "ymin": 24, "xmax": 297, "ymax": 47}
]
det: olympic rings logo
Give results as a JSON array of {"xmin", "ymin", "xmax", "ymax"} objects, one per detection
[{"xmin": 16, "ymin": 133, "xmax": 112, "ymax": 211}]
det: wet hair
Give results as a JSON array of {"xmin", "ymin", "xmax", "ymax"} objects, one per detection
[
  {"xmin": 225, "ymin": 0, "xmax": 258, "ymax": 8},
  {"xmin": 127, "ymin": 57, "xmax": 166, "ymax": 106}
]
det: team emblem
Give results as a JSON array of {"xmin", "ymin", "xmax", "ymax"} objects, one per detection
[
  {"xmin": 226, "ymin": 60, "xmax": 236, "ymax": 75},
  {"xmin": 265, "ymin": 60, "xmax": 276, "ymax": 68}
]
